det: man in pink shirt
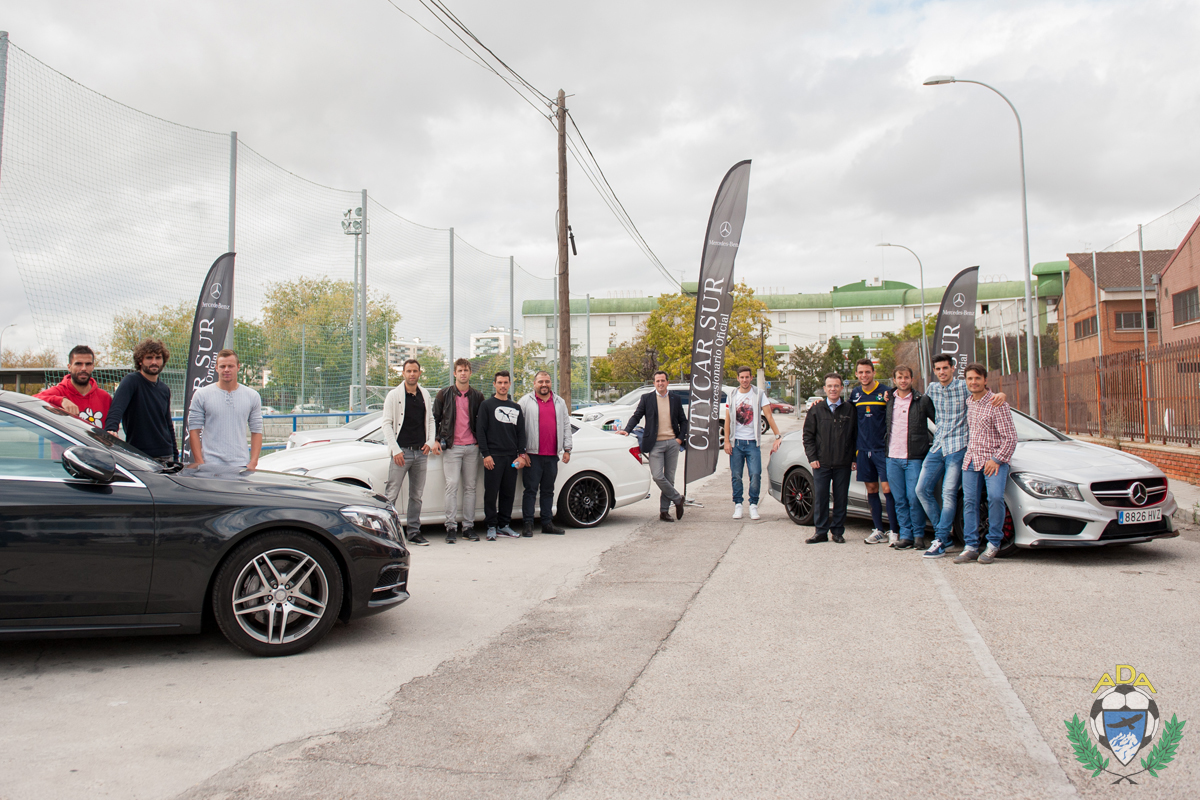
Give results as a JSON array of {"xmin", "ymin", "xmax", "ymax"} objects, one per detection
[
  {"xmin": 518, "ymin": 370, "xmax": 573, "ymax": 536},
  {"xmin": 882, "ymin": 364, "xmax": 935, "ymax": 550},
  {"xmin": 434, "ymin": 358, "xmax": 485, "ymax": 543}
]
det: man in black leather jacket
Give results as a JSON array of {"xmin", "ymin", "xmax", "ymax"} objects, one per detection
[{"xmin": 433, "ymin": 358, "xmax": 486, "ymax": 542}]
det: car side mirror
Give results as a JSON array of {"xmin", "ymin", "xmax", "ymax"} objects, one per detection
[{"xmin": 62, "ymin": 446, "xmax": 117, "ymax": 483}]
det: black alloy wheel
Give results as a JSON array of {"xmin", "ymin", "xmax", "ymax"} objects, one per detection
[
  {"xmin": 212, "ymin": 530, "xmax": 344, "ymax": 657},
  {"xmin": 557, "ymin": 472, "xmax": 612, "ymax": 528},
  {"xmin": 783, "ymin": 468, "xmax": 815, "ymax": 526}
]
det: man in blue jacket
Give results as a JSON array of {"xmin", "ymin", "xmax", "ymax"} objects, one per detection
[{"xmin": 619, "ymin": 371, "xmax": 686, "ymax": 522}]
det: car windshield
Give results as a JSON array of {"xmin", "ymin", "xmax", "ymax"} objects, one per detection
[
  {"xmin": 614, "ymin": 387, "xmax": 650, "ymax": 406},
  {"xmin": 1013, "ymin": 410, "xmax": 1068, "ymax": 442},
  {"xmin": 30, "ymin": 404, "xmax": 165, "ymax": 471},
  {"xmin": 343, "ymin": 411, "xmax": 382, "ymax": 430}
]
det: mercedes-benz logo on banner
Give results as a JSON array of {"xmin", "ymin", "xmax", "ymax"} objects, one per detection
[
  {"xmin": 953, "ymin": 292, "xmax": 966, "ymax": 308},
  {"xmin": 720, "ymin": 221, "xmax": 732, "ymax": 238},
  {"xmin": 210, "ymin": 283, "xmax": 222, "ymax": 300},
  {"xmin": 1129, "ymin": 482, "xmax": 1149, "ymax": 506}
]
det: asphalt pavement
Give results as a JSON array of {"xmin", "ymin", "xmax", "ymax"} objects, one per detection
[{"xmin": 4, "ymin": 415, "xmax": 1199, "ymax": 799}]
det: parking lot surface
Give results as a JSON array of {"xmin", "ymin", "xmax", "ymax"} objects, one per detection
[{"xmin": 4, "ymin": 416, "xmax": 1198, "ymax": 799}]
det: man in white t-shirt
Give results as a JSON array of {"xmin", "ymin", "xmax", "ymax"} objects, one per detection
[{"xmin": 722, "ymin": 366, "xmax": 781, "ymax": 520}]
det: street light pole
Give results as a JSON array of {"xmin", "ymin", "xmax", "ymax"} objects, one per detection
[
  {"xmin": 0, "ymin": 323, "xmax": 15, "ymax": 367},
  {"xmin": 924, "ymin": 75, "xmax": 1038, "ymax": 418},
  {"xmin": 876, "ymin": 243, "xmax": 929, "ymax": 381}
]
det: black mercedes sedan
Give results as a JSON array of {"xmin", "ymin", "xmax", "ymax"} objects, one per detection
[{"xmin": 0, "ymin": 390, "xmax": 409, "ymax": 656}]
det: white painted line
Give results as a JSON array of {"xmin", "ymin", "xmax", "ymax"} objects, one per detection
[{"xmin": 924, "ymin": 559, "xmax": 1077, "ymax": 796}]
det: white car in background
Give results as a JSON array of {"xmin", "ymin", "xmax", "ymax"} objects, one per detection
[
  {"xmin": 285, "ymin": 411, "xmax": 382, "ymax": 449},
  {"xmin": 575, "ymin": 383, "xmax": 769, "ymax": 442},
  {"xmin": 258, "ymin": 418, "xmax": 651, "ymax": 528}
]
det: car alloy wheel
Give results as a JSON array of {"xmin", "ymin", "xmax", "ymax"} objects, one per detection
[
  {"xmin": 783, "ymin": 469, "xmax": 815, "ymax": 526},
  {"xmin": 213, "ymin": 531, "xmax": 344, "ymax": 657},
  {"xmin": 558, "ymin": 472, "xmax": 612, "ymax": 528}
]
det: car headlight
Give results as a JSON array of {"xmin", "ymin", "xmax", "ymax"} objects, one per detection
[
  {"xmin": 1011, "ymin": 472, "xmax": 1084, "ymax": 501},
  {"xmin": 583, "ymin": 411, "xmax": 603, "ymax": 422},
  {"xmin": 341, "ymin": 505, "xmax": 402, "ymax": 542},
  {"xmin": 284, "ymin": 466, "xmax": 309, "ymax": 475}
]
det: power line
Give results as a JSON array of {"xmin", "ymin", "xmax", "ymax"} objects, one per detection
[
  {"xmin": 567, "ymin": 111, "xmax": 676, "ymax": 286},
  {"xmin": 380, "ymin": 0, "xmax": 677, "ymax": 288}
]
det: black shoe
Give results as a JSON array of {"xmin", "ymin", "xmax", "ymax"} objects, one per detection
[
  {"xmin": 522, "ymin": 521, "xmax": 534, "ymax": 537},
  {"xmin": 831, "ymin": 533, "xmax": 845, "ymax": 544},
  {"xmin": 409, "ymin": 532, "xmax": 430, "ymax": 546},
  {"xmin": 659, "ymin": 511, "xmax": 675, "ymax": 522},
  {"xmin": 445, "ymin": 530, "xmax": 457, "ymax": 544},
  {"xmin": 805, "ymin": 533, "xmax": 828, "ymax": 544},
  {"xmin": 465, "ymin": 527, "xmax": 480, "ymax": 542},
  {"xmin": 542, "ymin": 523, "xmax": 566, "ymax": 535},
  {"xmin": 675, "ymin": 496, "xmax": 685, "ymax": 520},
  {"xmin": 893, "ymin": 539, "xmax": 914, "ymax": 550}
]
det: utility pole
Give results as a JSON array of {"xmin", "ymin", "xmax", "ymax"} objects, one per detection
[{"xmin": 556, "ymin": 88, "xmax": 571, "ymax": 404}]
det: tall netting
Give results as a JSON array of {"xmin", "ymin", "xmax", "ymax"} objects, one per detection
[
  {"xmin": 0, "ymin": 41, "xmax": 227, "ymax": 409},
  {"xmin": 1103, "ymin": 192, "xmax": 1200, "ymax": 253},
  {"xmin": 0, "ymin": 36, "xmax": 559, "ymax": 432}
]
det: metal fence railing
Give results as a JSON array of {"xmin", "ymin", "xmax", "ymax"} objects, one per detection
[{"xmin": 990, "ymin": 335, "xmax": 1200, "ymax": 446}]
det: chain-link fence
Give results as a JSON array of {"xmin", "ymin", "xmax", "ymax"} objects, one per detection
[{"xmin": 0, "ymin": 35, "xmax": 559, "ymax": 414}]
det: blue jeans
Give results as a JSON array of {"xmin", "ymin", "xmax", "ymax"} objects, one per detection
[
  {"xmin": 886, "ymin": 457, "xmax": 926, "ymax": 542},
  {"xmin": 962, "ymin": 463, "xmax": 1011, "ymax": 551},
  {"xmin": 916, "ymin": 447, "xmax": 965, "ymax": 545},
  {"xmin": 729, "ymin": 439, "xmax": 762, "ymax": 504}
]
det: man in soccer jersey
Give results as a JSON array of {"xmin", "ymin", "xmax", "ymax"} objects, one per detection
[{"xmin": 848, "ymin": 358, "xmax": 897, "ymax": 545}]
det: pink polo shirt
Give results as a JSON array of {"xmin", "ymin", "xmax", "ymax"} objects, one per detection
[
  {"xmin": 888, "ymin": 392, "xmax": 913, "ymax": 459},
  {"xmin": 453, "ymin": 391, "xmax": 475, "ymax": 445},
  {"xmin": 537, "ymin": 394, "xmax": 558, "ymax": 456}
]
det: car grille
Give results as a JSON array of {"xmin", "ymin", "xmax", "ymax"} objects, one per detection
[
  {"xmin": 370, "ymin": 564, "xmax": 409, "ymax": 607},
  {"xmin": 1098, "ymin": 519, "xmax": 1170, "ymax": 540},
  {"xmin": 1090, "ymin": 478, "xmax": 1167, "ymax": 508},
  {"xmin": 374, "ymin": 566, "xmax": 407, "ymax": 591}
]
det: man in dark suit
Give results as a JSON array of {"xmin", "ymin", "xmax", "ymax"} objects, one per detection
[
  {"xmin": 802, "ymin": 372, "xmax": 858, "ymax": 543},
  {"xmin": 619, "ymin": 370, "xmax": 687, "ymax": 521}
]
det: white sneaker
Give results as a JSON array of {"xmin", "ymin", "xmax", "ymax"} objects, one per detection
[
  {"xmin": 749, "ymin": 504, "xmax": 760, "ymax": 520},
  {"xmin": 732, "ymin": 503, "xmax": 743, "ymax": 519},
  {"xmin": 887, "ymin": 531, "xmax": 899, "ymax": 547},
  {"xmin": 864, "ymin": 529, "xmax": 888, "ymax": 545}
]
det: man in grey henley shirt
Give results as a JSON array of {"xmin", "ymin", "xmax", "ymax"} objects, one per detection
[{"xmin": 187, "ymin": 349, "xmax": 264, "ymax": 469}]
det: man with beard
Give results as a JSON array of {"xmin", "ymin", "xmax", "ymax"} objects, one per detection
[
  {"xmin": 105, "ymin": 339, "xmax": 178, "ymax": 463},
  {"xmin": 36, "ymin": 345, "xmax": 112, "ymax": 428},
  {"xmin": 517, "ymin": 370, "xmax": 572, "ymax": 536}
]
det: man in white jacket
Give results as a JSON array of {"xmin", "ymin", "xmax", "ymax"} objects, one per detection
[
  {"xmin": 381, "ymin": 359, "xmax": 440, "ymax": 545},
  {"xmin": 517, "ymin": 371, "xmax": 573, "ymax": 536}
]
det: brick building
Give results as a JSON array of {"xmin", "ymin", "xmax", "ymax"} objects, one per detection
[
  {"xmin": 1060, "ymin": 250, "xmax": 1173, "ymax": 362},
  {"xmin": 1156, "ymin": 213, "xmax": 1200, "ymax": 344}
]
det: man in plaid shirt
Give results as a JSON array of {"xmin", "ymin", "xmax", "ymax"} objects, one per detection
[
  {"xmin": 918, "ymin": 353, "xmax": 1006, "ymax": 559},
  {"xmin": 953, "ymin": 363, "xmax": 1017, "ymax": 564}
]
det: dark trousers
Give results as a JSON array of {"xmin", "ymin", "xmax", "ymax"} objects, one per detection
[
  {"xmin": 483, "ymin": 452, "xmax": 519, "ymax": 528},
  {"xmin": 522, "ymin": 454, "xmax": 559, "ymax": 526},
  {"xmin": 813, "ymin": 466, "xmax": 852, "ymax": 536}
]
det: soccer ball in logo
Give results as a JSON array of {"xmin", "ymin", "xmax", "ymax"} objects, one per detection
[{"xmin": 1090, "ymin": 685, "xmax": 1159, "ymax": 766}]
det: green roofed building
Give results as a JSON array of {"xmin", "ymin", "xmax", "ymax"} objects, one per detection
[{"xmin": 521, "ymin": 271, "xmax": 1063, "ymax": 361}]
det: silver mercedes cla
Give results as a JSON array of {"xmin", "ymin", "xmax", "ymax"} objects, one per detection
[{"xmin": 766, "ymin": 409, "xmax": 1178, "ymax": 557}]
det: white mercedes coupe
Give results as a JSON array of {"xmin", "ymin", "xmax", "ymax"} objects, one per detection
[{"xmin": 258, "ymin": 419, "xmax": 652, "ymax": 528}]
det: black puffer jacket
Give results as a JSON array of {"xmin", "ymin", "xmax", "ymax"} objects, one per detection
[
  {"xmin": 883, "ymin": 389, "xmax": 935, "ymax": 461},
  {"xmin": 802, "ymin": 400, "xmax": 858, "ymax": 467}
]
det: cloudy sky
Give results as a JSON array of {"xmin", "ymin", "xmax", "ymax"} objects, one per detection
[{"xmin": 2, "ymin": 0, "xmax": 1199, "ymax": 353}]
